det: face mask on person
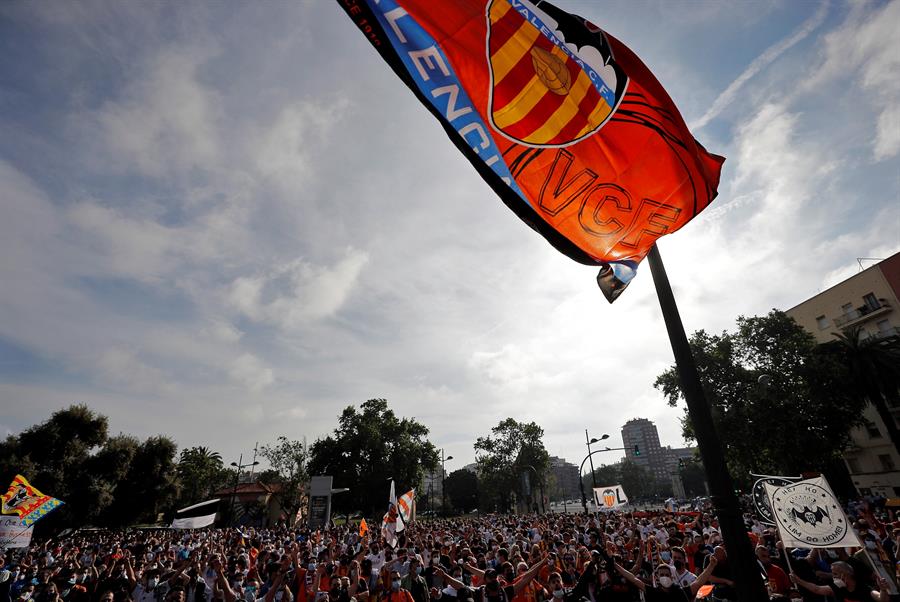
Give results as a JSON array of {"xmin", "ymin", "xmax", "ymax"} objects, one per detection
[
  {"xmin": 415, "ymin": 567, "xmax": 422, "ymax": 576},
  {"xmin": 148, "ymin": 578, "xmax": 159, "ymax": 589},
  {"xmin": 22, "ymin": 592, "xmax": 33, "ymax": 601},
  {"xmin": 552, "ymin": 590, "xmax": 564, "ymax": 599},
  {"xmin": 673, "ymin": 559, "xmax": 684, "ymax": 570},
  {"xmin": 660, "ymin": 552, "xmax": 671, "ymax": 563},
  {"xmin": 658, "ymin": 576, "xmax": 673, "ymax": 589},
  {"xmin": 833, "ymin": 578, "xmax": 846, "ymax": 589},
  {"xmin": 275, "ymin": 592, "xmax": 283, "ymax": 602},
  {"xmin": 391, "ymin": 580, "xmax": 401, "ymax": 592}
]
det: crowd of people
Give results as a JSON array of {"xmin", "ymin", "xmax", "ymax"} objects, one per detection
[{"xmin": 1, "ymin": 504, "xmax": 899, "ymax": 602}]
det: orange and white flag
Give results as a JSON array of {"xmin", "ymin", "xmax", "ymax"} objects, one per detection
[{"xmin": 397, "ymin": 489, "xmax": 415, "ymax": 528}]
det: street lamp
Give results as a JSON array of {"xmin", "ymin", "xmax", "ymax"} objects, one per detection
[
  {"xmin": 441, "ymin": 449, "xmax": 453, "ymax": 515},
  {"xmin": 578, "ymin": 445, "xmax": 625, "ymax": 513},
  {"xmin": 585, "ymin": 431, "xmax": 609, "ymax": 489},
  {"xmin": 229, "ymin": 454, "xmax": 260, "ymax": 526}
]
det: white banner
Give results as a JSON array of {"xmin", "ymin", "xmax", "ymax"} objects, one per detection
[
  {"xmin": 765, "ymin": 476, "xmax": 861, "ymax": 549},
  {"xmin": 0, "ymin": 515, "xmax": 33, "ymax": 548},
  {"xmin": 593, "ymin": 485, "xmax": 628, "ymax": 509},
  {"xmin": 170, "ymin": 512, "xmax": 216, "ymax": 529}
]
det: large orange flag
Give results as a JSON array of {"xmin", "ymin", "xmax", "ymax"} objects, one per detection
[{"xmin": 338, "ymin": 0, "xmax": 723, "ymax": 300}]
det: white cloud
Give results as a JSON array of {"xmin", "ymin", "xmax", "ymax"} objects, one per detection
[
  {"xmin": 804, "ymin": 0, "xmax": 900, "ymax": 160},
  {"xmin": 229, "ymin": 354, "xmax": 275, "ymax": 392},
  {"xmin": 227, "ymin": 249, "xmax": 369, "ymax": 328},
  {"xmin": 86, "ymin": 44, "xmax": 222, "ymax": 177}
]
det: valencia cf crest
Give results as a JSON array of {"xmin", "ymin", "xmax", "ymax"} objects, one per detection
[{"xmin": 485, "ymin": 0, "xmax": 628, "ymax": 147}]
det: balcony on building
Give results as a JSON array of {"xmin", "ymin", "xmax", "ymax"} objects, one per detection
[{"xmin": 833, "ymin": 298, "xmax": 891, "ymax": 328}]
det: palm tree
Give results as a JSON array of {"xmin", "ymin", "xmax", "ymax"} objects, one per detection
[
  {"xmin": 826, "ymin": 325, "xmax": 900, "ymax": 457},
  {"xmin": 177, "ymin": 446, "xmax": 225, "ymax": 504}
]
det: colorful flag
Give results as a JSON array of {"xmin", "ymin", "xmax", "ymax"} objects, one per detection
[
  {"xmin": 397, "ymin": 489, "xmax": 415, "ymax": 526},
  {"xmin": 1, "ymin": 475, "xmax": 64, "ymax": 527},
  {"xmin": 338, "ymin": 0, "xmax": 724, "ymax": 301},
  {"xmin": 359, "ymin": 518, "xmax": 369, "ymax": 537},
  {"xmin": 764, "ymin": 476, "xmax": 861, "ymax": 549},
  {"xmin": 593, "ymin": 484, "xmax": 628, "ymax": 509}
]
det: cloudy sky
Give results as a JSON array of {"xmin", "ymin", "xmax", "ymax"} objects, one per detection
[{"xmin": 1, "ymin": 0, "xmax": 898, "ymax": 477}]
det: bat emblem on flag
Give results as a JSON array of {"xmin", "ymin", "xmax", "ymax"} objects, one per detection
[
  {"xmin": 486, "ymin": 0, "xmax": 628, "ymax": 147},
  {"xmin": 791, "ymin": 506, "xmax": 830, "ymax": 527}
]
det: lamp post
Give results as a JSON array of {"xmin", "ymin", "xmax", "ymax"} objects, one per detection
[
  {"xmin": 441, "ymin": 449, "xmax": 453, "ymax": 515},
  {"xmin": 229, "ymin": 454, "xmax": 260, "ymax": 526},
  {"xmin": 578, "ymin": 446, "xmax": 625, "ymax": 513},
  {"xmin": 585, "ymin": 431, "xmax": 609, "ymax": 490}
]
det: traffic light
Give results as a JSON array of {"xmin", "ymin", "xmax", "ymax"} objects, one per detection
[{"xmin": 634, "ymin": 444, "xmax": 641, "ymax": 456}]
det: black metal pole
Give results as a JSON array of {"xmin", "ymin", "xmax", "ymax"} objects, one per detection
[
  {"xmin": 646, "ymin": 244, "xmax": 766, "ymax": 601},
  {"xmin": 585, "ymin": 430, "xmax": 598, "ymax": 489},
  {"xmin": 230, "ymin": 453, "xmax": 242, "ymax": 526}
]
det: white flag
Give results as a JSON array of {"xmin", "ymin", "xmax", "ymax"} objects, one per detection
[
  {"xmin": 593, "ymin": 485, "xmax": 628, "ymax": 509},
  {"xmin": 764, "ymin": 476, "xmax": 861, "ymax": 549}
]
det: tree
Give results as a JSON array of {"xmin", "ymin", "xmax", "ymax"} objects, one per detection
[
  {"xmin": 654, "ymin": 310, "xmax": 866, "ymax": 486},
  {"xmin": 823, "ymin": 325, "xmax": 900, "ymax": 457},
  {"xmin": 104, "ymin": 435, "xmax": 179, "ymax": 526},
  {"xmin": 444, "ymin": 469, "xmax": 479, "ymax": 513},
  {"xmin": 307, "ymin": 399, "xmax": 439, "ymax": 516},
  {"xmin": 177, "ymin": 446, "xmax": 229, "ymax": 506},
  {"xmin": 679, "ymin": 460, "xmax": 707, "ymax": 498},
  {"xmin": 475, "ymin": 418, "xmax": 549, "ymax": 512},
  {"xmin": 259, "ymin": 436, "xmax": 308, "ymax": 526}
]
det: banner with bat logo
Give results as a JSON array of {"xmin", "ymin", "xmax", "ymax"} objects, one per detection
[
  {"xmin": 337, "ymin": 0, "xmax": 724, "ymax": 302},
  {"xmin": 764, "ymin": 476, "xmax": 861, "ymax": 549}
]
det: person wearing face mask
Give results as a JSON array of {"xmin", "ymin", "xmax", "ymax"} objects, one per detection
[
  {"xmin": 667, "ymin": 547, "xmax": 695, "ymax": 588},
  {"xmin": 133, "ymin": 569, "xmax": 161, "ymax": 602},
  {"xmin": 383, "ymin": 571, "xmax": 413, "ymax": 602},
  {"xmin": 400, "ymin": 558, "xmax": 426, "ymax": 602},
  {"xmin": 612, "ymin": 555, "xmax": 718, "ymax": 602},
  {"xmin": 791, "ymin": 560, "xmax": 893, "ymax": 602}
]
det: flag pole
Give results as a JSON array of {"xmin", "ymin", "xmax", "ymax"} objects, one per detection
[{"xmin": 646, "ymin": 244, "xmax": 767, "ymax": 601}]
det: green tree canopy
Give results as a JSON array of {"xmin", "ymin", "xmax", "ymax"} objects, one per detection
[
  {"xmin": 474, "ymin": 418, "xmax": 549, "ymax": 512},
  {"xmin": 307, "ymin": 399, "xmax": 439, "ymax": 516},
  {"xmin": 444, "ymin": 468, "xmax": 479, "ymax": 513},
  {"xmin": 177, "ymin": 446, "xmax": 229, "ymax": 507},
  {"xmin": 259, "ymin": 436, "xmax": 308, "ymax": 525},
  {"xmin": 821, "ymin": 325, "xmax": 900, "ymax": 457},
  {"xmin": 654, "ymin": 310, "xmax": 866, "ymax": 486}
]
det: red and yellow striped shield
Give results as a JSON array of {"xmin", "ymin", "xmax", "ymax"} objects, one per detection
[
  {"xmin": 487, "ymin": 0, "xmax": 624, "ymax": 147},
  {"xmin": 603, "ymin": 489, "xmax": 616, "ymax": 507}
]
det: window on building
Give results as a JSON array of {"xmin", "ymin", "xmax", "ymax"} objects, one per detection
[
  {"xmin": 859, "ymin": 487, "xmax": 872, "ymax": 496},
  {"xmin": 842, "ymin": 302, "xmax": 854, "ymax": 314},
  {"xmin": 863, "ymin": 293, "xmax": 878, "ymax": 308},
  {"xmin": 867, "ymin": 424, "xmax": 882, "ymax": 439},
  {"xmin": 846, "ymin": 457, "xmax": 861, "ymax": 473},
  {"xmin": 878, "ymin": 454, "xmax": 896, "ymax": 471},
  {"xmin": 895, "ymin": 486, "xmax": 900, "ymax": 497},
  {"xmin": 876, "ymin": 319, "xmax": 891, "ymax": 333},
  {"xmin": 816, "ymin": 315, "xmax": 829, "ymax": 329}
]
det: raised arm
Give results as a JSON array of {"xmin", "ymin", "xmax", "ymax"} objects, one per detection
[
  {"xmin": 511, "ymin": 558, "xmax": 549, "ymax": 596},
  {"xmin": 689, "ymin": 555, "xmax": 717, "ymax": 597},
  {"xmin": 790, "ymin": 572, "xmax": 832, "ymax": 597},
  {"xmin": 612, "ymin": 561, "xmax": 645, "ymax": 593}
]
